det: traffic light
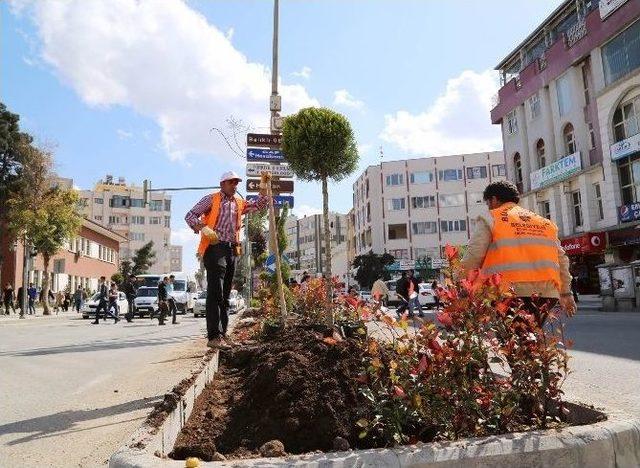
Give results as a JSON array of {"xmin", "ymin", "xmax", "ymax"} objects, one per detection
[{"xmin": 143, "ymin": 179, "xmax": 150, "ymax": 206}]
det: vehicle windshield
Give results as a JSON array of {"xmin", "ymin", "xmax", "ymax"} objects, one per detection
[
  {"xmin": 198, "ymin": 291, "xmax": 206, "ymax": 299},
  {"xmin": 172, "ymin": 280, "xmax": 186, "ymax": 291},
  {"xmin": 137, "ymin": 288, "xmax": 158, "ymax": 297},
  {"xmin": 136, "ymin": 276, "xmax": 162, "ymax": 287}
]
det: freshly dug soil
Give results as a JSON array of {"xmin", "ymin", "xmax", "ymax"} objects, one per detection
[{"xmin": 170, "ymin": 325, "xmax": 367, "ymax": 460}]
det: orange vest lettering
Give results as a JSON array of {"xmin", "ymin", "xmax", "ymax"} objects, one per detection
[
  {"xmin": 197, "ymin": 192, "xmax": 245, "ymax": 257},
  {"xmin": 481, "ymin": 203, "xmax": 561, "ymax": 291}
]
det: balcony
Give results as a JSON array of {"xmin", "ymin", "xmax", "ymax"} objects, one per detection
[{"xmin": 566, "ymin": 20, "xmax": 587, "ymax": 48}]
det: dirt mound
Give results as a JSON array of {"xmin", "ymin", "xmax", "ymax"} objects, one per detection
[{"xmin": 170, "ymin": 325, "xmax": 366, "ymax": 460}]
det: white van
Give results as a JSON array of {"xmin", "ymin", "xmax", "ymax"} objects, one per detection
[{"xmin": 135, "ymin": 273, "xmax": 195, "ymax": 314}]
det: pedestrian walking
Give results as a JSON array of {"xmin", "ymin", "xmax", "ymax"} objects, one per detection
[
  {"xmin": 371, "ymin": 277, "xmax": 390, "ymax": 305},
  {"xmin": 27, "ymin": 283, "xmax": 37, "ymax": 314},
  {"xmin": 92, "ymin": 277, "xmax": 115, "ymax": 324},
  {"xmin": 461, "ymin": 180, "xmax": 576, "ymax": 322},
  {"xmin": 431, "ymin": 279, "xmax": 441, "ymax": 310},
  {"xmin": 167, "ymin": 275, "xmax": 179, "ymax": 325},
  {"xmin": 17, "ymin": 286, "xmax": 24, "ymax": 315},
  {"xmin": 123, "ymin": 274, "xmax": 138, "ymax": 322},
  {"xmin": 3, "ymin": 283, "xmax": 16, "ymax": 315},
  {"xmin": 73, "ymin": 285, "xmax": 84, "ymax": 312},
  {"xmin": 107, "ymin": 282, "xmax": 120, "ymax": 322},
  {"xmin": 185, "ymin": 170, "xmax": 271, "ymax": 349},
  {"xmin": 396, "ymin": 270, "xmax": 423, "ymax": 317},
  {"xmin": 63, "ymin": 291, "xmax": 71, "ymax": 311},
  {"xmin": 157, "ymin": 276, "xmax": 169, "ymax": 326},
  {"xmin": 53, "ymin": 290, "xmax": 63, "ymax": 314}
]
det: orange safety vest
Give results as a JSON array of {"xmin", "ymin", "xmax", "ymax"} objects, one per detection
[
  {"xmin": 481, "ymin": 203, "xmax": 561, "ymax": 291},
  {"xmin": 197, "ymin": 192, "xmax": 245, "ymax": 257}
]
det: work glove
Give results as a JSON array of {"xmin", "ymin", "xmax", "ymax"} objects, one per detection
[{"xmin": 201, "ymin": 226, "xmax": 219, "ymax": 244}]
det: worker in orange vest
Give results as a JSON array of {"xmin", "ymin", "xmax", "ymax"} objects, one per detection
[
  {"xmin": 185, "ymin": 171, "xmax": 271, "ymax": 349},
  {"xmin": 462, "ymin": 180, "xmax": 576, "ymax": 321}
]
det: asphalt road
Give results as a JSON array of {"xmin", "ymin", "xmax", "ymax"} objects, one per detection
[{"xmin": 0, "ymin": 312, "xmax": 208, "ymax": 467}]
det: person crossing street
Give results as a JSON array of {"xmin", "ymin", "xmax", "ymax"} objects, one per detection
[
  {"xmin": 185, "ymin": 170, "xmax": 271, "ymax": 349},
  {"xmin": 123, "ymin": 274, "xmax": 138, "ymax": 322}
]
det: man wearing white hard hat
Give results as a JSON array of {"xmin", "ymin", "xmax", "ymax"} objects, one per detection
[{"xmin": 185, "ymin": 170, "xmax": 271, "ymax": 349}]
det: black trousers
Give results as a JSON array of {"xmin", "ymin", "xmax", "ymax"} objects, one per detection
[
  {"xmin": 203, "ymin": 243, "xmax": 236, "ymax": 340},
  {"xmin": 168, "ymin": 297, "xmax": 178, "ymax": 324}
]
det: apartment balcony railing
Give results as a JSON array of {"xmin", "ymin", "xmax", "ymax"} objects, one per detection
[{"xmin": 565, "ymin": 20, "xmax": 587, "ymax": 48}]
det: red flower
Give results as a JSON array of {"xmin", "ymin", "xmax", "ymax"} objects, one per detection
[
  {"xmin": 444, "ymin": 244, "xmax": 458, "ymax": 261},
  {"xmin": 437, "ymin": 312, "xmax": 453, "ymax": 328},
  {"xmin": 393, "ymin": 385, "xmax": 406, "ymax": 398},
  {"xmin": 490, "ymin": 273, "xmax": 502, "ymax": 287},
  {"xmin": 417, "ymin": 355, "xmax": 429, "ymax": 374}
]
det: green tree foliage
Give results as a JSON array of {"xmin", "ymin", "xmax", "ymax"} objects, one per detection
[
  {"xmin": 282, "ymin": 107, "xmax": 358, "ymax": 313},
  {"xmin": 111, "ymin": 272, "xmax": 124, "ymax": 286},
  {"xmin": 8, "ymin": 145, "xmax": 83, "ymax": 314},
  {"xmin": 131, "ymin": 241, "xmax": 156, "ymax": 275},
  {"xmin": 353, "ymin": 252, "xmax": 395, "ymax": 289},
  {"xmin": 119, "ymin": 259, "xmax": 133, "ymax": 279},
  {"xmin": 247, "ymin": 211, "xmax": 267, "ymax": 266}
]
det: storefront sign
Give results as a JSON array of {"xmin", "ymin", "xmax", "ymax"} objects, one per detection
[
  {"xmin": 618, "ymin": 202, "xmax": 640, "ymax": 223},
  {"xmin": 610, "ymin": 132, "xmax": 640, "ymax": 161},
  {"xmin": 530, "ymin": 152, "xmax": 581, "ymax": 190},
  {"xmin": 599, "ymin": 0, "xmax": 628, "ymax": 19},
  {"xmin": 560, "ymin": 232, "xmax": 606, "ymax": 255},
  {"xmin": 608, "ymin": 226, "xmax": 640, "ymax": 247}
]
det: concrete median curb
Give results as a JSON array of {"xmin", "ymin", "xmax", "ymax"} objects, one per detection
[{"xmin": 110, "ymin": 347, "xmax": 640, "ymax": 468}]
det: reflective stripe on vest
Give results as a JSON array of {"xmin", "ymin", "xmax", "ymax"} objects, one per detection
[
  {"xmin": 483, "ymin": 260, "xmax": 560, "ymax": 275},
  {"xmin": 487, "ymin": 237, "xmax": 558, "ymax": 251}
]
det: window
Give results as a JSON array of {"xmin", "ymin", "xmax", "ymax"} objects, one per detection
[
  {"xmin": 414, "ymin": 248, "xmax": 430, "ymax": 259},
  {"xmin": 110, "ymin": 195, "xmax": 130, "ymax": 208},
  {"xmin": 572, "ymin": 191, "xmax": 583, "ymax": 227},
  {"xmin": 593, "ymin": 183, "xmax": 604, "ymax": 220},
  {"xmin": 410, "ymin": 171, "xmax": 433, "ymax": 184},
  {"xmin": 439, "ymin": 219, "xmax": 467, "ymax": 233},
  {"xmin": 94, "ymin": 198, "xmax": 103, "ymax": 204},
  {"xmin": 536, "ymin": 139, "xmax": 546, "ymax": 168},
  {"xmin": 581, "ymin": 65, "xmax": 590, "ymax": 105},
  {"xmin": 439, "ymin": 193, "xmax": 465, "ymax": 207},
  {"xmin": 556, "ymin": 73, "xmax": 572, "ymax": 116},
  {"xmin": 366, "ymin": 203, "xmax": 371, "ymax": 222},
  {"xmin": 131, "ymin": 216, "xmax": 145, "ymax": 225},
  {"xmin": 164, "ymin": 200, "xmax": 171, "ymax": 211},
  {"xmin": 613, "ymin": 92, "xmax": 640, "ymax": 142},
  {"xmin": 438, "ymin": 169, "xmax": 463, "ymax": 181},
  {"xmin": 588, "ymin": 122, "xmax": 596, "ymax": 149},
  {"xmin": 149, "ymin": 200, "xmax": 163, "ymax": 211},
  {"xmin": 387, "ymin": 223, "xmax": 407, "ymax": 240},
  {"xmin": 130, "ymin": 232, "xmax": 145, "ymax": 241},
  {"xmin": 602, "ymin": 20, "xmax": 640, "ymax": 86},
  {"xmin": 365, "ymin": 178, "xmax": 369, "ymax": 197},
  {"xmin": 386, "ymin": 173, "xmax": 404, "ymax": 186},
  {"xmin": 492, "ymin": 164, "xmax": 506, "ymax": 177},
  {"xmin": 563, "ymin": 123, "xmax": 576, "ymax": 154},
  {"xmin": 468, "ymin": 192, "xmax": 484, "ymax": 205},
  {"xmin": 130, "ymin": 198, "xmax": 144, "ymax": 208},
  {"xmin": 108, "ymin": 216, "xmax": 120, "ymax": 225},
  {"xmin": 412, "ymin": 221, "xmax": 438, "ymax": 235},
  {"xmin": 387, "ymin": 198, "xmax": 406, "ymax": 211},
  {"xmin": 389, "ymin": 249, "xmax": 409, "ymax": 260},
  {"xmin": 514, "ymin": 153, "xmax": 523, "ymax": 185},
  {"xmin": 466, "ymin": 166, "xmax": 487, "ymax": 179},
  {"xmin": 411, "ymin": 195, "xmax": 436, "ymax": 209},
  {"xmin": 506, "ymin": 110, "xmax": 518, "ymax": 135},
  {"xmin": 149, "ymin": 216, "xmax": 162, "ymax": 225},
  {"xmin": 164, "ymin": 216, "xmax": 171, "ymax": 228},
  {"xmin": 539, "ymin": 201, "xmax": 551, "ymax": 220},
  {"xmin": 94, "ymin": 215, "xmax": 103, "ymax": 221},
  {"xmin": 529, "ymin": 92, "xmax": 541, "ymax": 119}
]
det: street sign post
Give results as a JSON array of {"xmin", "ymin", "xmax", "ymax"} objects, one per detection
[
  {"xmin": 246, "ymin": 178, "xmax": 293, "ymax": 193},
  {"xmin": 247, "ymin": 194, "xmax": 293, "ymax": 208},
  {"xmin": 246, "ymin": 163, "xmax": 293, "ymax": 178},
  {"xmin": 265, "ymin": 254, "xmax": 277, "ymax": 274},
  {"xmin": 247, "ymin": 133, "xmax": 282, "ymax": 147},
  {"xmin": 246, "ymin": 148, "xmax": 284, "ymax": 162}
]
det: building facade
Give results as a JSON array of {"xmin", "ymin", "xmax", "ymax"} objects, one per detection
[
  {"xmin": 169, "ymin": 245, "xmax": 183, "ymax": 272},
  {"xmin": 79, "ymin": 175, "xmax": 176, "ymax": 274},
  {"xmin": 491, "ymin": 0, "xmax": 640, "ymax": 293},
  {"xmin": 282, "ymin": 212, "xmax": 348, "ymax": 278},
  {"xmin": 352, "ymin": 152, "xmax": 506, "ymax": 267},
  {"xmin": 1, "ymin": 218, "xmax": 126, "ymax": 294}
]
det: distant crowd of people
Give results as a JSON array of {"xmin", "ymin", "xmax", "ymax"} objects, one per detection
[{"xmin": 3, "ymin": 282, "xmax": 94, "ymax": 316}]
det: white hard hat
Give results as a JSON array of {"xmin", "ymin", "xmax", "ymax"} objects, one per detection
[{"xmin": 220, "ymin": 171, "xmax": 242, "ymax": 183}]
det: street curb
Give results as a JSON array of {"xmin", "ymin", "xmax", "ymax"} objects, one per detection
[{"xmin": 109, "ymin": 357, "xmax": 640, "ymax": 468}]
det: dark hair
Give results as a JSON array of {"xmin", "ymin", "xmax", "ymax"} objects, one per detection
[
  {"xmin": 129, "ymin": 274, "xmax": 136, "ymax": 279},
  {"xmin": 169, "ymin": 275, "xmax": 175, "ymax": 279},
  {"xmin": 483, "ymin": 181, "xmax": 520, "ymax": 204}
]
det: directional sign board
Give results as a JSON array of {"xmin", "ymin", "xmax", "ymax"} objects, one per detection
[
  {"xmin": 246, "ymin": 178, "xmax": 294, "ymax": 193},
  {"xmin": 265, "ymin": 254, "xmax": 277, "ymax": 274},
  {"xmin": 247, "ymin": 133, "xmax": 282, "ymax": 147},
  {"xmin": 246, "ymin": 162, "xmax": 293, "ymax": 178},
  {"xmin": 247, "ymin": 194, "xmax": 294, "ymax": 208},
  {"xmin": 246, "ymin": 148, "xmax": 284, "ymax": 162}
]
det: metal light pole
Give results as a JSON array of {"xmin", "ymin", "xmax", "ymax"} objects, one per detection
[{"xmin": 20, "ymin": 235, "xmax": 29, "ymax": 319}]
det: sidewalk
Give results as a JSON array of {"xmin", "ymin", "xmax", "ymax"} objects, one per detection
[
  {"xmin": 577, "ymin": 294, "xmax": 602, "ymax": 312},
  {"xmin": 0, "ymin": 306, "xmax": 81, "ymax": 324}
]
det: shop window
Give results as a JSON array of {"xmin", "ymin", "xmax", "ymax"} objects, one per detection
[
  {"xmin": 563, "ymin": 123, "xmax": 576, "ymax": 155},
  {"xmin": 536, "ymin": 138, "xmax": 546, "ymax": 168}
]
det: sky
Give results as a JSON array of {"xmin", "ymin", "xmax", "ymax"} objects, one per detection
[{"xmin": 1, "ymin": 0, "xmax": 563, "ymax": 274}]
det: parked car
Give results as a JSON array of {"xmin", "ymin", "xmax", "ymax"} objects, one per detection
[
  {"xmin": 133, "ymin": 286, "xmax": 159, "ymax": 317},
  {"xmin": 418, "ymin": 283, "xmax": 437, "ymax": 308},
  {"xmin": 193, "ymin": 291, "xmax": 206, "ymax": 317},
  {"xmin": 81, "ymin": 291, "xmax": 128, "ymax": 319},
  {"xmin": 228, "ymin": 290, "xmax": 245, "ymax": 315}
]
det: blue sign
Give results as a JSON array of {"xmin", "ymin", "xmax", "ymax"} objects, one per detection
[
  {"xmin": 246, "ymin": 148, "xmax": 284, "ymax": 162},
  {"xmin": 247, "ymin": 195, "xmax": 294, "ymax": 208},
  {"xmin": 619, "ymin": 202, "xmax": 640, "ymax": 223},
  {"xmin": 265, "ymin": 254, "xmax": 277, "ymax": 274}
]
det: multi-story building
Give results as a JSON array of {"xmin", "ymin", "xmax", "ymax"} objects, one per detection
[
  {"xmin": 1, "ymin": 218, "xmax": 127, "ymax": 294},
  {"xmin": 490, "ymin": 0, "xmax": 640, "ymax": 293},
  {"xmin": 352, "ymin": 152, "xmax": 506, "ymax": 268},
  {"xmin": 282, "ymin": 212, "xmax": 348, "ymax": 278},
  {"xmin": 79, "ymin": 175, "xmax": 176, "ymax": 274},
  {"xmin": 169, "ymin": 245, "xmax": 183, "ymax": 272}
]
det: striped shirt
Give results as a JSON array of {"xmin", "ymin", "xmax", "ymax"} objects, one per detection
[{"xmin": 185, "ymin": 192, "xmax": 270, "ymax": 242}]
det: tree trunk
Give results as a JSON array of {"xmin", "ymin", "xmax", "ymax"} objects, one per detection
[
  {"xmin": 42, "ymin": 255, "xmax": 50, "ymax": 315},
  {"xmin": 321, "ymin": 176, "xmax": 333, "ymax": 326}
]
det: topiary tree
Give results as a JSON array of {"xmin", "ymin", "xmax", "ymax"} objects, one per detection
[
  {"xmin": 282, "ymin": 107, "xmax": 358, "ymax": 322},
  {"xmin": 353, "ymin": 252, "xmax": 395, "ymax": 289}
]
